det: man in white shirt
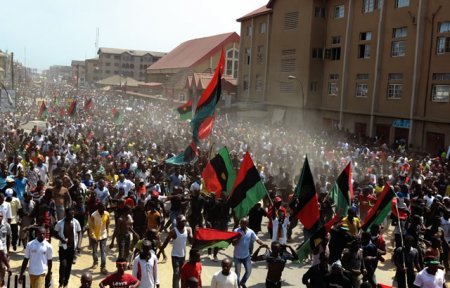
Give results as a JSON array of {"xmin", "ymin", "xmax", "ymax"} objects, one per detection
[
  {"xmin": 132, "ymin": 240, "xmax": 159, "ymax": 288},
  {"xmin": 18, "ymin": 226, "xmax": 53, "ymax": 288},
  {"xmin": 116, "ymin": 174, "xmax": 135, "ymax": 197},
  {"xmin": 413, "ymin": 257, "xmax": 447, "ymax": 288},
  {"xmin": 95, "ymin": 180, "xmax": 111, "ymax": 206},
  {"xmin": 211, "ymin": 258, "xmax": 238, "ymax": 288},
  {"xmin": 54, "ymin": 207, "xmax": 82, "ymax": 288},
  {"xmin": 0, "ymin": 193, "xmax": 12, "ymax": 225}
]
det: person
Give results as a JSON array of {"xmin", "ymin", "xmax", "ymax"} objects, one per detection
[
  {"xmin": 210, "ymin": 258, "xmax": 238, "ymax": 288},
  {"xmin": 6, "ymin": 190, "xmax": 21, "ymax": 251},
  {"xmin": 132, "ymin": 240, "xmax": 159, "ymax": 288},
  {"xmin": 340, "ymin": 208, "xmax": 360, "ymax": 237},
  {"xmin": 99, "ymin": 257, "xmax": 140, "ymax": 288},
  {"xmin": 248, "ymin": 201, "xmax": 266, "ymax": 235},
  {"xmin": 19, "ymin": 192, "xmax": 35, "ymax": 246},
  {"xmin": 324, "ymin": 260, "xmax": 353, "ymax": 288},
  {"xmin": 180, "ymin": 249, "xmax": 202, "ymax": 288},
  {"xmin": 53, "ymin": 207, "xmax": 82, "ymax": 288},
  {"xmin": 413, "ymin": 256, "xmax": 447, "ymax": 288},
  {"xmin": 89, "ymin": 203, "xmax": 110, "ymax": 274},
  {"xmin": 158, "ymin": 214, "xmax": 193, "ymax": 288},
  {"xmin": 271, "ymin": 209, "xmax": 289, "ymax": 245},
  {"xmin": 232, "ymin": 217, "xmax": 266, "ymax": 288},
  {"xmin": 0, "ymin": 212, "xmax": 11, "ymax": 288},
  {"xmin": 342, "ymin": 239, "xmax": 366, "ymax": 288},
  {"xmin": 110, "ymin": 205, "xmax": 139, "ymax": 265},
  {"xmin": 358, "ymin": 186, "xmax": 376, "ymax": 221},
  {"xmin": 52, "ymin": 179, "xmax": 71, "ymax": 221},
  {"xmin": 0, "ymin": 193, "xmax": 12, "ymax": 225},
  {"xmin": 393, "ymin": 235, "xmax": 422, "ymax": 288},
  {"xmin": 95, "ymin": 179, "xmax": 111, "ymax": 206},
  {"xmin": 361, "ymin": 231, "xmax": 378, "ymax": 287},
  {"xmin": 115, "ymin": 174, "xmax": 135, "ymax": 197},
  {"xmin": 18, "ymin": 226, "xmax": 53, "ymax": 288},
  {"xmin": 251, "ymin": 241, "xmax": 298, "ymax": 288},
  {"xmin": 302, "ymin": 252, "xmax": 330, "ymax": 288},
  {"xmin": 80, "ymin": 272, "xmax": 92, "ymax": 288}
]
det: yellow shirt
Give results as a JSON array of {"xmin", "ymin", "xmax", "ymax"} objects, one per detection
[
  {"xmin": 341, "ymin": 216, "xmax": 361, "ymax": 236},
  {"xmin": 446, "ymin": 185, "xmax": 450, "ymax": 197},
  {"xmin": 89, "ymin": 210, "xmax": 110, "ymax": 240},
  {"xmin": 374, "ymin": 185, "xmax": 384, "ymax": 197}
]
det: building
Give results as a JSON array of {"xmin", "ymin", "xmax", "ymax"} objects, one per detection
[
  {"xmin": 147, "ymin": 32, "xmax": 240, "ymax": 104},
  {"xmin": 71, "ymin": 60, "xmax": 86, "ymax": 87},
  {"xmin": 85, "ymin": 58, "xmax": 100, "ymax": 87},
  {"xmin": 238, "ymin": 0, "xmax": 450, "ymax": 153},
  {"xmin": 97, "ymin": 48, "xmax": 166, "ymax": 82},
  {"xmin": 0, "ymin": 51, "xmax": 6, "ymax": 82}
]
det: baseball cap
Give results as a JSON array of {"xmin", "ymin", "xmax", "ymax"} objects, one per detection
[{"xmin": 5, "ymin": 188, "xmax": 13, "ymax": 198}]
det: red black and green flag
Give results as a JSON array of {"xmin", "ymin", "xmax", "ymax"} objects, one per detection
[
  {"xmin": 227, "ymin": 151, "xmax": 267, "ymax": 219},
  {"xmin": 330, "ymin": 162, "xmax": 353, "ymax": 217},
  {"xmin": 165, "ymin": 141, "xmax": 198, "ymax": 165},
  {"xmin": 190, "ymin": 49, "xmax": 224, "ymax": 144},
  {"xmin": 201, "ymin": 146, "xmax": 236, "ymax": 198},
  {"xmin": 37, "ymin": 101, "xmax": 47, "ymax": 120},
  {"xmin": 84, "ymin": 98, "xmax": 93, "ymax": 111},
  {"xmin": 67, "ymin": 100, "xmax": 77, "ymax": 116},
  {"xmin": 112, "ymin": 108, "xmax": 124, "ymax": 125},
  {"xmin": 193, "ymin": 228, "xmax": 240, "ymax": 250},
  {"xmin": 361, "ymin": 184, "xmax": 395, "ymax": 231},
  {"xmin": 176, "ymin": 100, "xmax": 192, "ymax": 121},
  {"xmin": 289, "ymin": 156, "xmax": 320, "ymax": 230}
]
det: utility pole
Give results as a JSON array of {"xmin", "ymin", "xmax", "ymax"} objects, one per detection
[{"xmin": 10, "ymin": 52, "xmax": 14, "ymax": 90}]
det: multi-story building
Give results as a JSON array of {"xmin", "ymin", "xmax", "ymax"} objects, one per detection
[
  {"xmin": 71, "ymin": 60, "xmax": 86, "ymax": 87},
  {"xmin": 97, "ymin": 48, "xmax": 166, "ymax": 82},
  {"xmin": 85, "ymin": 58, "xmax": 100, "ymax": 87},
  {"xmin": 238, "ymin": 0, "xmax": 450, "ymax": 153},
  {"xmin": 0, "ymin": 51, "xmax": 7, "ymax": 82}
]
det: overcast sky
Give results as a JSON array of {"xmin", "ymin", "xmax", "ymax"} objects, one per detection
[{"xmin": 1, "ymin": 0, "xmax": 268, "ymax": 70}]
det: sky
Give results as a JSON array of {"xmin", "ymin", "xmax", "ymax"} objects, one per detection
[{"xmin": 1, "ymin": 0, "xmax": 268, "ymax": 70}]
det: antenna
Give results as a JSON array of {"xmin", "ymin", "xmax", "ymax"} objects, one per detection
[{"xmin": 95, "ymin": 27, "xmax": 99, "ymax": 54}]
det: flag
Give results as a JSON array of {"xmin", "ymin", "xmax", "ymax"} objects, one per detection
[
  {"xmin": 330, "ymin": 162, "xmax": 353, "ymax": 217},
  {"xmin": 84, "ymin": 98, "xmax": 93, "ymax": 111},
  {"xmin": 289, "ymin": 157, "xmax": 320, "ymax": 230},
  {"xmin": 295, "ymin": 211, "xmax": 341, "ymax": 263},
  {"xmin": 112, "ymin": 108, "xmax": 123, "ymax": 125},
  {"xmin": 190, "ymin": 49, "xmax": 224, "ymax": 144},
  {"xmin": 192, "ymin": 228, "xmax": 240, "ymax": 250},
  {"xmin": 165, "ymin": 141, "xmax": 198, "ymax": 165},
  {"xmin": 37, "ymin": 101, "xmax": 47, "ymax": 120},
  {"xmin": 0, "ymin": 82, "xmax": 13, "ymax": 106},
  {"xmin": 361, "ymin": 184, "xmax": 396, "ymax": 231},
  {"xmin": 176, "ymin": 100, "xmax": 192, "ymax": 121},
  {"xmin": 67, "ymin": 100, "xmax": 77, "ymax": 116},
  {"xmin": 201, "ymin": 147, "xmax": 236, "ymax": 197},
  {"xmin": 227, "ymin": 151, "xmax": 267, "ymax": 219}
]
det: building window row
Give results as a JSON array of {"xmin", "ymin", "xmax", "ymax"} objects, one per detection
[
  {"xmin": 279, "ymin": 81, "xmax": 295, "ymax": 93},
  {"xmin": 395, "ymin": 0, "xmax": 409, "ymax": 8},
  {"xmin": 432, "ymin": 73, "xmax": 450, "ymax": 81},
  {"xmin": 226, "ymin": 48, "xmax": 239, "ymax": 78},
  {"xmin": 387, "ymin": 73, "xmax": 403, "ymax": 100},
  {"xmin": 439, "ymin": 22, "xmax": 450, "ymax": 33},
  {"xmin": 328, "ymin": 73, "xmax": 339, "ymax": 96},
  {"xmin": 356, "ymin": 83, "xmax": 369, "ymax": 97},
  {"xmin": 334, "ymin": 5, "xmax": 345, "ymax": 19},
  {"xmin": 362, "ymin": 0, "xmax": 383, "ymax": 13},
  {"xmin": 284, "ymin": 11, "xmax": 299, "ymax": 30},
  {"xmin": 393, "ymin": 27, "xmax": 408, "ymax": 38},
  {"xmin": 432, "ymin": 85, "xmax": 450, "ymax": 102},
  {"xmin": 437, "ymin": 37, "xmax": 450, "ymax": 55},
  {"xmin": 391, "ymin": 41, "xmax": 406, "ymax": 57},
  {"xmin": 260, "ymin": 22, "xmax": 267, "ymax": 34},
  {"xmin": 314, "ymin": 7, "xmax": 326, "ymax": 18},
  {"xmin": 257, "ymin": 45, "xmax": 265, "ymax": 64}
]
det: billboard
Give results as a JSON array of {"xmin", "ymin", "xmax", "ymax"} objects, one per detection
[{"xmin": 0, "ymin": 89, "xmax": 16, "ymax": 112}]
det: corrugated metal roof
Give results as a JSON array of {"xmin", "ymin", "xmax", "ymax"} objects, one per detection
[
  {"xmin": 98, "ymin": 47, "xmax": 166, "ymax": 58},
  {"xmin": 148, "ymin": 32, "xmax": 240, "ymax": 70},
  {"xmin": 237, "ymin": 5, "xmax": 272, "ymax": 22}
]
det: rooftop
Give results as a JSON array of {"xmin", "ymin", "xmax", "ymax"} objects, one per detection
[
  {"xmin": 98, "ymin": 47, "xmax": 166, "ymax": 58},
  {"xmin": 237, "ymin": 5, "xmax": 272, "ymax": 22}
]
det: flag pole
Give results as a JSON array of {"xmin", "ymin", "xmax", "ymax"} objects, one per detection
[{"xmin": 393, "ymin": 192, "xmax": 406, "ymax": 274}]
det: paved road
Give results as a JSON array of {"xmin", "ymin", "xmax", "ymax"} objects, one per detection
[{"xmin": 7, "ymin": 221, "xmax": 446, "ymax": 287}]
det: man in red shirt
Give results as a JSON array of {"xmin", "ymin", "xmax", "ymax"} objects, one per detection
[
  {"xmin": 100, "ymin": 257, "xmax": 140, "ymax": 288},
  {"xmin": 358, "ymin": 186, "xmax": 376, "ymax": 220},
  {"xmin": 181, "ymin": 249, "xmax": 202, "ymax": 288}
]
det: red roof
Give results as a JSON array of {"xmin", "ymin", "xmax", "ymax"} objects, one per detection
[
  {"xmin": 237, "ymin": 5, "xmax": 272, "ymax": 22},
  {"xmin": 148, "ymin": 32, "xmax": 240, "ymax": 71}
]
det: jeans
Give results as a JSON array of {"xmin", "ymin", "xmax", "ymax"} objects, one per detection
[
  {"xmin": 117, "ymin": 233, "xmax": 131, "ymax": 262},
  {"xmin": 91, "ymin": 238, "xmax": 107, "ymax": 268},
  {"xmin": 171, "ymin": 256, "xmax": 185, "ymax": 288},
  {"xmin": 55, "ymin": 205, "xmax": 65, "ymax": 221},
  {"xmin": 234, "ymin": 256, "xmax": 252, "ymax": 286},
  {"xmin": 58, "ymin": 247, "xmax": 75, "ymax": 285}
]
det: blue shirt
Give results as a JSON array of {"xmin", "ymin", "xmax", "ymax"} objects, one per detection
[
  {"xmin": 233, "ymin": 227, "xmax": 257, "ymax": 259},
  {"xmin": 14, "ymin": 178, "xmax": 27, "ymax": 200}
]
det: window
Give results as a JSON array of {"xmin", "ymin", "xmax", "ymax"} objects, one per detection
[
  {"xmin": 114, "ymin": 63, "xmax": 119, "ymax": 67},
  {"xmin": 310, "ymin": 81, "xmax": 318, "ymax": 92},
  {"xmin": 360, "ymin": 32, "xmax": 372, "ymax": 41},
  {"xmin": 257, "ymin": 45, "xmax": 265, "ymax": 64},
  {"xmin": 391, "ymin": 41, "xmax": 406, "ymax": 57},
  {"xmin": 130, "ymin": 64, "xmax": 134, "ymax": 69},
  {"xmin": 438, "ymin": 22, "xmax": 450, "ymax": 33},
  {"xmin": 356, "ymin": 83, "xmax": 369, "ymax": 97},
  {"xmin": 284, "ymin": 11, "xmax": 299, "ymax": 30},
  {"xmin": 395, "ymin": 0, "xmax": 409, "ymax": 8},
  {"xmin": 332, "ymin": 36, "xmax": 341, "ymax": 45},
  {"xmin": 437, "ymin": 37, "xmax": 450, "ymax": 54},
  {"xmin": 312, "ymin": 48, "xmax": 323, "ymax": 59},
  {"xmin": 281, "ymin": 49, "xmax": 296, "ymax": 56},
  {"xmin": 328, "ymin": 82, "xmax": 339, "ymax": 96},
  {"xmin": 357, "ymin": 73, "xmax": 369, "ymax": 80},
  {"xmin": 393, "ymin": 27, "xmax": 408, "ymax": 38},
  {"xmin": 246, "ymin": 26, "xmax": 252, "ymax": 36},
  {"xmin": 105, "ymin": 62, "xmax": 111, "ymax": 66},
  {"xmin": 314, "ymin": 7, "xmax": 325, "ymax": 18},
  {"xmin": 245, "ymin": 48, "xmax": 251, "ymax": 65},
  {"xmin": 243, "ymin": 75, "xmax": 248, "ymax": 91},
  {"xmin": 279, "ymin": 82, "xmax": 295, "ymax": 93},
  {"xmin": 389, "ymin": 73, "xmax": 403, "ymax": 81},
  {"xmin": 260, "ymin": 22, "xmax": 267, "ymax": 34},
  {"xmin": 105, "ymin": 70, "xmax": 110, "ymax": 74},
  {"xmin": 388, "ymin": 84, "xmax": 403, "ymax": 99},
  {"xmin": 281, "ymin": 58, "xmax": 296, "ymax": 72},
  {"xmin": 432, "ymin": 85, "xmax": 450, "ymax": 102},
  {"xmin": 334, "ymin": 5, "xmax": 345, "ymax": 19},
  {"xmin": 358, "ymin": 44, "xmax": 371, "ymax": 59},
  {"xmin": 105, "ymin": 54, "xmax": 111, "ymax": 59},
  {"xmin": 255, "ymin": 75, "xmax": 263, "ymax": 92},
  {"xmin": 325, "ymin": 48, "xmax": 341, "ymax": 60},
  {"xmin": 225, "ymin": 48, "xmax": 239, "ymax": 78},
  {"xmin": 114, "ymin": 55, "xmax": 120, "ymax": 60},
  {"xmin": 432, "ymin": 73, "xmax": 450, "ymax": 81},
  {"xmin": 329, "ymin": 74, "xmax": 339, "ymax": 80},
  {"xmin": 363, "ymin": 0, "xmax": 374, "ymax": 13},
  {"xmin": 377, "ymin": 0, "xmax": 383, "ymax": 9}
]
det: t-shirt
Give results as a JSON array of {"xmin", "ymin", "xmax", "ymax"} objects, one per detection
[
  {"xmin": 211, "ymin": 271, "xmax": 239, "ymax": 288},
  {"xmin": 181, "ymin": 262, "xmax": 202, "ymax": 287},
  {"xmin": 24, "ymin": 239, "xmax": 53, "ymax": 276},
  {"xmin": 101, "ymin": 273, "xmax": 139, "ymax": 288},
  {"xmin": 413, "ymin": 268, "xmax": 445, "ymax": 288},
  {"xmin": 233, "ymin": 227, "xmax": 258, "ymax": 259}
]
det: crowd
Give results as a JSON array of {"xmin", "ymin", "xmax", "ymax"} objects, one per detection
[{"xmin": 0, "ymin": 81, "xmax": 449, "ymax": 288}]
